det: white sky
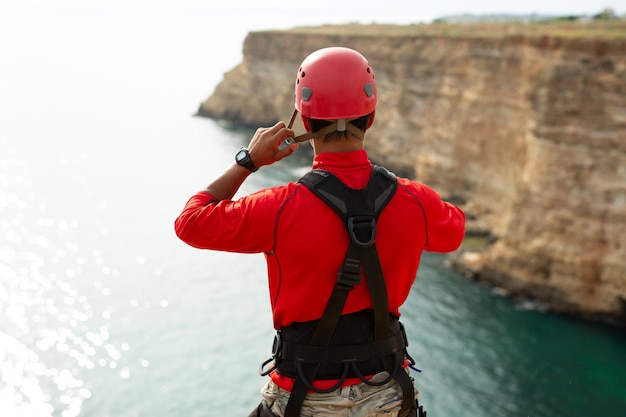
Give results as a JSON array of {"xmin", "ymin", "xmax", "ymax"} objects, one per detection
[{"xmin": 1, "ymin": 0, "xmax": 624, "ymax": 23}]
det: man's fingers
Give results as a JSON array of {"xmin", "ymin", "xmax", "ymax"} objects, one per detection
[
  {"xmin": 274, "ymin": 143, "xmax": 299, "ymax": 161},
  {"xmin": 271, "ymin": 124, "xmax": 294, "ymax": 144},
  {"xmin": 268, "ymin": 121, "xmax": 286, "ymax": 134},
  {"xmin": 257, "ymin": 123, "xmax": 293, "ymax": 144},
  {"xmin": 248, "ymin": 122, "xmax": 296, "ymax": 167}
]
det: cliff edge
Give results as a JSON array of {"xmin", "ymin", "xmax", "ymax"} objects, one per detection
[{"xmin": 198, "ymin": 22, "xmax": 626, "ymax": 326}]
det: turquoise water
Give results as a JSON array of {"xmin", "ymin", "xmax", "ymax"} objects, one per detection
[
  {"xmin": 1, "ymin": 4, "xmax": 625, "ymax": 417},
  {"xmin": 403, "ymin": 255, "xmax": 626, "ymax": 417}
]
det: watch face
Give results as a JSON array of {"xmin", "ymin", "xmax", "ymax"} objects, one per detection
[
  {"xmin": 235, "ymin": 148, "xmax": 256, "ymax": 172},
  {"xmin": 236, "ymin": 149, "xmax": 247, "ymax": 162}
]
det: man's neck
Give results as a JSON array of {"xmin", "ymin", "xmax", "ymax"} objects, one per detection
[{"xmin": 312, "ymin": 137, "xmax": 365, "ymax": 155}]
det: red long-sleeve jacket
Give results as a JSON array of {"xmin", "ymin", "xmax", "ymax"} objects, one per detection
[{"xmin": 175, "ymin": 150, "xmax": 465, "ymax": 331}]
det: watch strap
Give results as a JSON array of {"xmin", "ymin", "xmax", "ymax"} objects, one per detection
[{"xmin": 236, "ymin": 148, "xmax": 258, "ymax": 172}]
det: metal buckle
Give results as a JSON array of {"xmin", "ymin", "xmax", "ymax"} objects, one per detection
[
  {"xmin": 259, "ymin": 332, "xmax": 282, "ymax": 376},
  {"xmin": 337, "ymin": 258, "xmax": 361, "ymax": 288},
  {"xmin": 347, "ymin": 216, "xmax": 376, "ymax": 247},
  {"xmin": 272, "ymin": 331, "xmax": 282, "ymax": 357}
]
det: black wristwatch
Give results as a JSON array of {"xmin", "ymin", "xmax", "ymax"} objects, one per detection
[{"xmin": 235, "ymin": 147, "xmax": 257, "ymax": 172}]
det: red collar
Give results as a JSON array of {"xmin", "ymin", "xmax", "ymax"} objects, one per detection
[{"xmin": 312, "ymin": 150, "xmax": 370, "ymax": 171}]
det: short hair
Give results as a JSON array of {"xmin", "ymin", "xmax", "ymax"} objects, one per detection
[{"xmin": 308, "ymin": 113, "xmax": 372, "ymax": 142}]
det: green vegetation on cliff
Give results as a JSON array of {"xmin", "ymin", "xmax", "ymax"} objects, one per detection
[{"xmin": 276, "ymin": 20, "xmax": 626, "ymax": 40}]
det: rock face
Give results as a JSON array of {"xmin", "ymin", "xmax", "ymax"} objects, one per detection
[{"xmin": 199, "ymin": 24, "xmax": 626, "ymax": 326}]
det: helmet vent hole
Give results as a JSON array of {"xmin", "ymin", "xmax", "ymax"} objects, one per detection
[
  {"xmin": 301, "ymin": 87, "xmax": 313, "ymax": 101},
  {"xmin": 364, "ymin": 83, "xmax": 374, "ymax": 98}
]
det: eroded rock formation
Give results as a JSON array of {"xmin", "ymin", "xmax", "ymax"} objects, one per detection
[{"xmin": 198, "ymin": 23, "xmax": 626, "ymax": 326}]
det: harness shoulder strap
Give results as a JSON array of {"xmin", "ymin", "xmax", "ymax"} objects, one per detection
[
  {"xmin": 299, "ymin": 165, "xmax": 397, "ymax": 222},
  {"xmin": 299, "ymin": 165, "xmax": 397, "ymax": 341}
]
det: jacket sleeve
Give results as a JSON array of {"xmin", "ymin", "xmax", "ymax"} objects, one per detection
[
  {"xmin": 401, "ymin": 180, "xmax": 466, "ymax": 253},
  {"xmin": 173, "ymin": 190, "xmax": 278, "ymax": 253}
]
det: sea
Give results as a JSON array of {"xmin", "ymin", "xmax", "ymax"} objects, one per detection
[{"xmin": 1, "ymin": 3, "xmax": 625, "ymax": 417}]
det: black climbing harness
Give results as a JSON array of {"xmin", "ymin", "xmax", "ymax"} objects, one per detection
[{"xmin": 257, "ymin": 166, "xmax": 426, "ymax": 417}]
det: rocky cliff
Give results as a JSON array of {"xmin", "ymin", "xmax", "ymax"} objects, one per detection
[{"xmin": 198, "ymin": 22, "xmax": 626, "ymax": 326}]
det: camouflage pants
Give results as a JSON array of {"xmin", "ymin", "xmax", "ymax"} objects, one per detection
[{"xmin": 260, "ymin": 370, "xmax": 419, "ymax": 417}]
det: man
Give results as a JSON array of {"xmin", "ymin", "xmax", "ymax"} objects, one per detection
[{"xmin": 175, "ymin": 47, "xmax": 465, "ymax": 417}]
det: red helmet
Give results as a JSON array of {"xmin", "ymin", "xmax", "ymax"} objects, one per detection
[{"xmin": 294, "ymin": 47, "xmax": 377, "ymax": 121}]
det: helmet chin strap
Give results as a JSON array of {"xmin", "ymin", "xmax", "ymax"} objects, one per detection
[{"xmin": 288, "ymin": 119, "xmax": 365, "ymax": 144}]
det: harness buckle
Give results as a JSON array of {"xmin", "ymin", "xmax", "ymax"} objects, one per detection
[
  {"xmin": 337, "ymin": 257, "xmax": 362, "ymax": 288},
  {"xmin": 347, "ymin": 215, "xmax": 376, "ymax": 247},
  {"xmin": 259, "ymin": 332, "xmax": 282, "ymax": 376},
  {"xmin": 259, "ymin": 357, "xmax": 276, "ymax": 376},
  {"xmin": 272, "ymin": 331, "xmax": 282, "ymax": 357}
]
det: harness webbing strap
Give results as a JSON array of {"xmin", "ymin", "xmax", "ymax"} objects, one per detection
[
  {"xmin": 282, "ymin": 166, "xmax": 415, "ymax": 417},
  {"xmin": 309, "ymin": 267, "xmax": 355, "ymax": 345},
  {"xmin": 359, "ymin": 244, "xmax": 389, "ymax": 341},
  {"xmin": 278, "ymin": 330, "xmax": 407, "ymax": 365}
]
